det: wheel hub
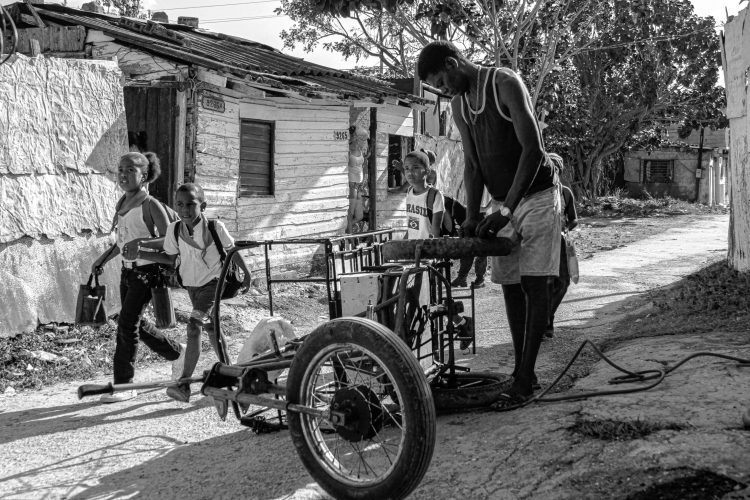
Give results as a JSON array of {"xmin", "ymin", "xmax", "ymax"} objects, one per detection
[{"xmin": 330, "ymin": 385, "xmax": 384, "ymax": 442}]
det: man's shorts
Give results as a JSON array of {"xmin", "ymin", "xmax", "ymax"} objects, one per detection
[
  {"xmin": 185, "ymin": 278, "xmax": 218, "ymax": 324},
  {"xmin": 490, "ymin": 187, "xmax": 561, "ymax": 285}
]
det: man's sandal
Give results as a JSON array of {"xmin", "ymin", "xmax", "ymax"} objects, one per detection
[{"xmin": 489, "ymin": 390, "xmax": 533, "ymax": 411}]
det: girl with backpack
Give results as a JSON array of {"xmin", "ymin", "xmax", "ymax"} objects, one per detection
[{"xmin": 91, "ymin": 152, "xmax": 184, "ymax": 403}]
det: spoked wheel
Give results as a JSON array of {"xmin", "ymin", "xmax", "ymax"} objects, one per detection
[
  {"xmin": 286, "ymin": 317, "xmax": 436, "ymax": 500},
  {"xmin": 431, "ymin": 372, "xmax": 512, "ymax": 412}
]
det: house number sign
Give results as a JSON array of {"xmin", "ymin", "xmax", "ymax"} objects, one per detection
[
  {"xmin": 333, "ymin": 130, "xmax": 349, "ymax": 141},
  {"xmin": 202, "ymin": 95, "xmax": 226, "ymax": 113}
]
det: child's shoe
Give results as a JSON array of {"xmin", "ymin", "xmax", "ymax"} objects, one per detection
[
  {"xmin": 455, "ymin": 316, "xmax": 474, "ymax": 350},
  {"xmin": 100, "ymin": 389, "xmax": 138, "ymax": 404},
  {"xmin": 166, "ymin": 383, "xmax": 191, "ymax": 403},
  {"xmin": 471, "ymin": 279, "xmax": 485, "ymax": 289}
]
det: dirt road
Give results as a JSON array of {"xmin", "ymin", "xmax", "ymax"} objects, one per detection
[{"xmin": 2, "ymin": 213, "xmax": 748, "ymax": 500}]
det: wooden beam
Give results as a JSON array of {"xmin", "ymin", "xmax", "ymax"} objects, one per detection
[
  {"xmin": 24, "ymin": 0, "xmax": 45, "ymax": 28},
  {"xmin": 368, "ymin": 107, "xmax": 378, "ymax": 230},
  {"xmin": 29, "ymin": 38, "xmax": 41, "ymax": 56}
]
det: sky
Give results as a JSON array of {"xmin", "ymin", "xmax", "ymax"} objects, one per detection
[{"xmin": 2, "ymin": 0, "xmax": 745, "ymax": 71}]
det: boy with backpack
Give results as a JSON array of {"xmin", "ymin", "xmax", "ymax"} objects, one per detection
[
  {"xmin": 403, "ymin": 150, "xmax": 473, "ymax": 348},
  {"xmin": 129, "ymin": 182, "xmax": 251, "ymax": 402}
]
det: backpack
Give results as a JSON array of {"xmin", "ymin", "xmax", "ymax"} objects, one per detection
[
  {"xmin": 426, "ymin": 188, "xmax": 459, "ymax": 237},
  {"xmin": 206, "ymin": 220, "xmax": 245, "ymax": 300},
  {"xmin": 112, "ymin": 194, "xmax": 182, "ymax": 287}
]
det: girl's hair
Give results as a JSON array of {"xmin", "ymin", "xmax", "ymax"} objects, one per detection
[
  {"xmin": 420, "ymin": 148, "xmax": 437, "ymax": 165},
  {"xmin": 120, "ymin": 152, "xmax": 161, "ymax": 183}
]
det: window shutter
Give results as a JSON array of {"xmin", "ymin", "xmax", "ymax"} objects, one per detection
[{"xmin": 239, "ymin": 119, "xmax": 274, "ymax": 196}]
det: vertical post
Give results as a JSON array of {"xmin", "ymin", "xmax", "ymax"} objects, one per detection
[
  {"xmin": 368, "ymin": 107, "xmax": 378, "ymax": 230},
  {"xmin": 413, "ymin": 60, "xmax": 421, "ymax": 135},
  {"xmin": 695, "ymin": 127, "xmax": 704, "ymax": 202}
]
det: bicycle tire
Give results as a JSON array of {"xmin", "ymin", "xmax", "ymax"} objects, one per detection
[
  {"xmin": 431, "ymin": 372, "xmax": 512, "ymax": 411},
  {"xmin": 286, "ymin": 317, "xmax": 436, "ymax": 500},
  {"xmin": 382, "ymin": 237, "xmax": 514, "ymax": 261}
]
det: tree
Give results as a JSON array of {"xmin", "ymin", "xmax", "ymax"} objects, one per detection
[
  {"xmin": 543, "ymin": 0, "xmax": 724, "ymax": 197},
  {"xmin": 292, "ymin": 0, "xmax": 724, "ymax": 197},
  {"xmin": 101, "ymin": 0, "xmax": 147, "ymax": 18}
]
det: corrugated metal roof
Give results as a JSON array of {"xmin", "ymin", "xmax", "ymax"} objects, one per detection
[{"xmin": 27, "ymin": 3, "xmax": 417, "ymax": 103}]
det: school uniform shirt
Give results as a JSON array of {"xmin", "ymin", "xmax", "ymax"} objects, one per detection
[
  {"xmin": 163, "ymin": 219, "xmax": 235, "ymax": 287},
  {"xmin": 405, "ymin": 187, "xmax": 445, "ymax": 239},
  {"xmin": 116, "ymin": 205, "xmax": 154, "ymax": 268}
]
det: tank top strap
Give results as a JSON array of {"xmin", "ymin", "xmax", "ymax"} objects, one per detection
[{"xmin": 491, "ymin": 67, "xmax": 513, "ymax": 122}]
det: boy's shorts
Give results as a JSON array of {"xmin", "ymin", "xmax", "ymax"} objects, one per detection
[
  {"xmin": 185, "ymin": 278, "xmax": 218, "ymax": 324},
  {"xmin": 490, "ymin": 187, "xmax": 561, "ymax": 285}
]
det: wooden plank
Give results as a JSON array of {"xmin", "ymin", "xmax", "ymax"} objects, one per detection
[
  {"xmin": 194, "ymin": 174, "xmax": 238, "ymax": 193},
  {"xmin": 239, "ymin": 148, "xmax": 271, "ymax": 161},
  {"xmin": 196, "ymin": 153, "xmax": 239, "ymax": 178},
  {"xmin": 239, "ymin": 161, "xmax": 270, "ymax": 174},
  {"xmin": 174, "ymin": 90, "xmax": 187, "ymax": 190}
]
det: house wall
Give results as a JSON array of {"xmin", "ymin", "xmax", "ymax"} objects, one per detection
[
  {"xmin": 622, "ymin": 150, "xmax": 712, "ymax": 201},
  {"xmin": 374, "ymin": 104, "xmax": 414, "ymax": 231},
  {"xmin": 0, "ymin": 54, "xmax": 129, "ymax": 337},
  {"xmin": 190, "ymin": 88, "xmax": 351, "ymax": 269},
  {"xmin": 663, "ymin": 124, "xmax": 727, "ymax": 149},
  {"xmin": 723, "ymin": 6, "xmax": 750, "ymax": 271}
]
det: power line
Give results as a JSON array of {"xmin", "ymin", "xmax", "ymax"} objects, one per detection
[
  {"xmin": 157, "ymin": 1, "xmax": 279, "ymax": 11},
  {"xmin": 201, "ymin": 14, "xmax": 287, "ymax": 23}
]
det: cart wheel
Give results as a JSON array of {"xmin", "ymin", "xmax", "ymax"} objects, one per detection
[
  {"xmin": 286, "ymin": 317, "xmax": 436, "ymax": 500},
  {"xmin": 431, "ymin": 372, "xmax": 512, "ymax": 412}
]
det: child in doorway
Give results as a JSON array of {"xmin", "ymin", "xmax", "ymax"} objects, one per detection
[
  {"xmin": 403, "ymin": 150, "xmax": 473, "ymax": 348},
  {"xmin": 546, "ymin": 153, "xmax": 579, "ymax": 338},
  {"xmin": 91, "ymin": 152, "xmax": 184, "ymax": 403},
  {"xmin": 127, "ymin": 183, "xmax": 251, "ymax": 402}
]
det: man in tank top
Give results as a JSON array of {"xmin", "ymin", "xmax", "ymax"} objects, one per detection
[{"xmin": 418, "ymin": 41, "xmax": 561, "ymax": 405}]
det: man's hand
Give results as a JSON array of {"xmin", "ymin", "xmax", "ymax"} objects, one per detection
[
  {"xmin": 476, "ymin": 212, "xmax": 510, "ymax": 238},
  {"xmin": 459, "ymin": 217, "xmax": 481, "ymax": 237},
  {"xmin": 91, "ymin": 261, "xmax": 104, "ymax": 276}
]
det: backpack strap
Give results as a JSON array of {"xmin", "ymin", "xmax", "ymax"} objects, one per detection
[
  {"xmin": 207, "ymin": 220, "xmax": 227, "ymax": 263},
  {"xmin": 109, "ymin": 195, "xmax": 127, "ymax": 233},
  {"xmin": 141, "ymin": 195, "xmax": 158, "ymax": 237},
  {"xmin": 173, "ymin": 219, "xmax": 181, "ymax": 242},
  {"xmin": 425, "ymin": 187, "xmax": 436, "ymax": 220}
]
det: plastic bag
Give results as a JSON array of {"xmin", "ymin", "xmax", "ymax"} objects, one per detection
[
  {"xmin": 566, "ymin": 235, "xmax": 579, "ymax": 284},
  {"xmin": 75, "ymin": 273, "xmax": 108, "ymax": 326}
]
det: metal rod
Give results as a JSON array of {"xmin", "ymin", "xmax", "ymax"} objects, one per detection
[{"xmin": 203, "ymin": 387, "xmax": 328, "ymax": 419}]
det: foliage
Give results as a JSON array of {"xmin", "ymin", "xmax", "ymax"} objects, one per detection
[
  {"xmin": 101, "ymin": 0, "xmax": 147, "ymax": 18},
  {"xmin": 281, "ymin": 0, "xmax": 724, "ymax": 197}
]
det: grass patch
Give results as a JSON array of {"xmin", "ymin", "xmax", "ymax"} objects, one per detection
[
  {"xmin": 602, "ymin": 261, "xmax": 750, "ymax": 350},
  {"xmin": 578, "ymin": 192, "xmax": 727, "ymax": 218},
  {"xmin": 569, "ymin": 417, "xmax": 686, "ymax": 441}
]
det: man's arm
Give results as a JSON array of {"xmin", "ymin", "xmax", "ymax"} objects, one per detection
[
  {"xmin": 496, "ymin": 71, "xmax": 546, "ymax": 214},
  {"xmin": 450, "ymin": 98, "xmax": 484, "ymax": 223}
]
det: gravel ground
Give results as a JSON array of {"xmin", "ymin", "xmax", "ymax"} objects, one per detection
[{"xmin": 2, "ymin": 212, "xmax": 748, "ymax": 500}]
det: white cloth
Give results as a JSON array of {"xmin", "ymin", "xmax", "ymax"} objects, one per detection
[
  {"xmin": 405, "ymin": 188, "xmax": 444, "ymax": 239},
  {"xmin": 116, "ymin": 205, "xmax": 153, "ymax": 267},
  {"xmin": 348, "ymin": 152, "xmax": 364, "ymax": 183},
  {"xmin": 163, "ymin": 219, "xmax": 235, "ymax": 287}
]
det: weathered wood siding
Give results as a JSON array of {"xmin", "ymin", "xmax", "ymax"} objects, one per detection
[
  {"xmin": 0, "ymin": 55, "xmax": 128, "ymax": 336},
  {"xmin": 723, "ymin": 7, "xmax": 750, "ymax": 271}
]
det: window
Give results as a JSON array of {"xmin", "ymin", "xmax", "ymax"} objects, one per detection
[
  {"xmin": 239, "ymin": 119, "xmax": 274, "ymax": 196},
  {"xmin": 643, "ymin": 159, "xmax": 673, "ymax": 183},
  {"xmin": 387, "ymin": 135, "xmax": 414, "ymax": 188}
]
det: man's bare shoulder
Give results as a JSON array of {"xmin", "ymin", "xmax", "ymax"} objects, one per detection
[{"xmin": 492, "ymin": 67, "xmax": 525, "ymax": 91}]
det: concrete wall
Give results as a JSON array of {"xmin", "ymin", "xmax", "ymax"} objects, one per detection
[
  {"xmin": 623, "ymin": 149, "xmax": 709, "ymax": 200},
  {"xmin": 0, "ymin": 54, "xmax": 129, "ymax": 336},
  {"xmin": 723, "ymin": 6, "xmax": 750, "ymax": 271}
]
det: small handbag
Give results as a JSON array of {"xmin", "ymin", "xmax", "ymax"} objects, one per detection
[
  {"xmin": 565, "ymin": 235, "xmax": 580, "ymax": 285},
  {"xmin": 151, "ymin": 285, "xmax": 177, "ymax": 328},
  {"xmin": 75, "ymin": 273, "xmax": 108, "ymax": 326}
]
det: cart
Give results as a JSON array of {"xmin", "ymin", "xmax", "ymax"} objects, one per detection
[{"xmin": 77, "ymin": 231, "xmax": 514, "ymax": 500}]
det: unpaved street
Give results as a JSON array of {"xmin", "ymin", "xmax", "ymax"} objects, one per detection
[{"xmin": 2, "ymin": 213, "xmax": 748, "ymax": 500}]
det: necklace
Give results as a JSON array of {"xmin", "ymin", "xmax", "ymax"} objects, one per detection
[{"xmin": 463, "ymin": 66, "xmax": 490, "ymax": 125}]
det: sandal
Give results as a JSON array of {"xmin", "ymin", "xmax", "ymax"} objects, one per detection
[{"xmin": 489, "ymin": 390, "xmax": 532, "ymax": 411}]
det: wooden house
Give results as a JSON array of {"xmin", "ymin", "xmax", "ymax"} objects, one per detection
[{"xmin": 0, "ymin": 1, "xmax": 433, "ymax": 334}]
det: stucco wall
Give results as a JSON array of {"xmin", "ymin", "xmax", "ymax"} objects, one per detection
[
  {"xmin": 622, "ymin": 150, "xmax": 711, "ymax": 201},
  {"xmin": 723, "ymin": 6, "xmax": 750, "ymax": 271},
  {"xmin": 0, "ymin": 54, "xmax": 128, "ymax": 337}
]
